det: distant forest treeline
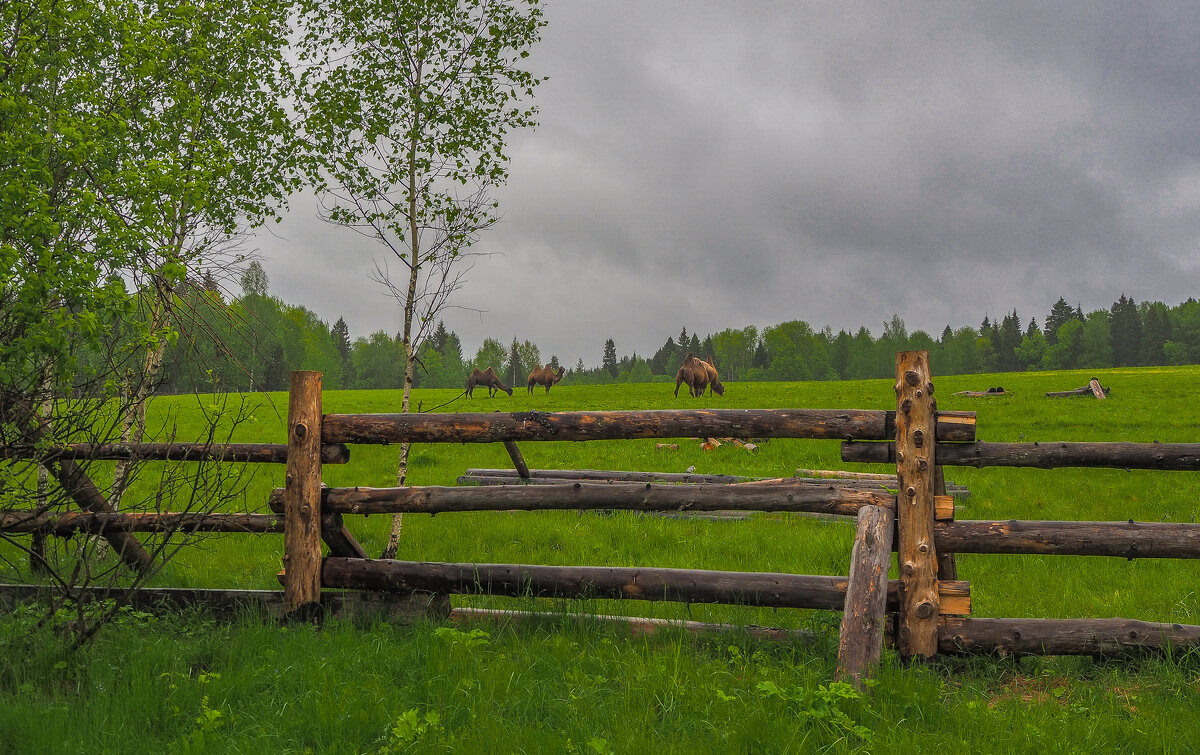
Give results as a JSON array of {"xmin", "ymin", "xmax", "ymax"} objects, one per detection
[{"xmin": 142, "ymin": 264, "xmax": 1200, "ymax": 394}]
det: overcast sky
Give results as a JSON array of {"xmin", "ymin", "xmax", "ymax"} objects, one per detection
[{"xmin": 254, "ymin": 1, "xmax": 1200, "ymax": 367}]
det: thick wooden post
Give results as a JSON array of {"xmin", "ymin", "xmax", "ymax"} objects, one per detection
[
  {"xmin": 895, "ymin": 351, "xmax": 939, "ymax": 659},
  {"xmin": 836, "ymin": 504, "xmax": 895, "ymax": 688},
  {"xmin": 284, "ymin": 371, "xmax": 323, "ymax": 616}
]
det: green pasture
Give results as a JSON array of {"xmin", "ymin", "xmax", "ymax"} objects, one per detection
[{"xmin": 2, "ymin": 365, "xmax": 1199, "ymax": 753}]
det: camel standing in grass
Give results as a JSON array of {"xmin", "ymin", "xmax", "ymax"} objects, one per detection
[
  {"xmin": 674, "ymin": 353, "xmax": 724, "ymax": 397},
  {"xmin": 466, "ymin": 366, "xmax": 512, "ymax": 397},
  {"xmin": 698, "ymin": 355, "xmax": 724, "ymax": 396},
  {"xmin": 527, "ymin": 364, "xmax": 565, "ymax": 393}
]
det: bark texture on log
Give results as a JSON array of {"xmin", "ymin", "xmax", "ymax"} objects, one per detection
[
  {"xmin": 321, "ymin": 409, "xmax": 977, "ymax": 445},
  {"xmin": 1, "ymin": 442, "xmax": 349, "ymax": 464},
  {"xmin": 321, "ymin": 513, "xmax": 369, "ymax": 559},
  {"xmin": 842, "ymin": 440, "xmax": 1200, "ymax": 471},
  {"xmin": 837, "ymin": 505, "xmax": 895, "ymax": 688},
  {"xmin": 894, "ymin": 351, "xmax": 940, "ymax": 659},
  {"xmin": 464, "ymin": 468, "xmax": 753, "ymax": 484},
  {"xmin": 932, "ymin": 519, "xmax": 1200, "ymax": 559},
  {"xmin": 0, "ymin": 584, "xmax": 450, "ymax": 622},
  {"xmin": 0, "ymin": 511, "xmax": 282, "ymax": 535},
  {"xmin": 5, "ymin": 401, "xmax": 154, "ymax": 573},
  {"xmin": 283, "ymin": 371, "xmax": 324, "ymax": 615},
  {"xmin": 939, "ymin": 617, "xmax": 1200, "ymax": 656},
  {"xmin": 322, "ymin": 557, "xmax": 970, "ymax": 613},
  {"xmin": 503, "ymin": 441, "xmax": 531, "ymax": 480},
  {"xmin": 269, "ymin": 482, "xmax": 895, "ymax": 518}
]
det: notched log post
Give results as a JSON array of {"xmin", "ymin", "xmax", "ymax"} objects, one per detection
[
  {"xmin": 895, "ymin": 351, "xmax": 940, "ymax": 659},
  {"xmin": 283, "ymin": 371, "xmax": 324, "ymax": 617},
  {"xmin": 836, "ymin": 504, "xmax": 895, "ymax": 689}
]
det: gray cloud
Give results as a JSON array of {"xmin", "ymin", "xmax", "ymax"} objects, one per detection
[{"xmin": 254, "ymin": 1, "xmax": 1200, "ymax": 365}]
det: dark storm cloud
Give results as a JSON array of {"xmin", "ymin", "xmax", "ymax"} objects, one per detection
[{"xmin": 255, "ymin": 1, "xmax": 1200, "ymax": 364}]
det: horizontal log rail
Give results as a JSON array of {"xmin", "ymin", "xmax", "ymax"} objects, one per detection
[
  {"xmin": 939, "ymin": 617, "xmax": 1200, "ymax": 656},
  {"xmin": 321, "ymin": 409, "xmax": 977, "ymax": 445},
  {"xmin": 322, "ymin": 557, "xmax": 971, "ymax": 613},
  {"xmin": 933, "ymin": 520, "xmax": 1200, "ymax": 559},
  {"xmin": 0, "ymin": 442, "xmax": 350, "ymax": 464},
  {"xmin": 842, "ymin": 440, "xmax": 1200, "ymax": 470},
  {"xmin": 269, "ymin": 482, "xmax": 895, "ymax": 518},
  {"xmin": 463, "ymin": 468, "xmax": 755, "ymax": 484},
  {"xmin": 457, "ymin": 469, "xmax": 971, "ymax": 497},
  {"xmin": 0, "ymin": 511, "xmax": 283, "ymax": 535}
]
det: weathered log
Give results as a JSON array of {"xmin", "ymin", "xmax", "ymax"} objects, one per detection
[
  {"xmin": 932, "ymin": 520, "xmax": 1200, "ymax": 559},
  {"xmin": 0, "ymin": 442, "xmax": 350, "ymax": 464},
  {"xmin": 321, "ymin": 513, "xmax": 369, "ymax": 559},
  {"xmin": 503, "ymin": 441, "xmax": 531, "ymax": 480},
  {"xmin": 451, "ymin": 607, "xmax": 816, "ymax": 642},
  {"xmin": 843, "ymin": 440, "xmax": 1200, "ymax": 470},
  {"xmin": 796, "ymin": 469, "xmax": 897, "ymax": 481},
  {"xmin": 0, "ymin": 583, "xmax": 450, "ymax": 622},
  {"xmin": 322, "ymin": 557, "xmax": 970, "ymax": 613},
  {"xmin": 464, "ymin": 468, "xmax": 753, "ymax": 484},
  {"xmin": 5, "ymin": 400, "xmax": 154, "ymax": 573},
  {"xmin": 457, "ymin": 472, "xmax": 971, "ymax": 500},
  {"xmin": 1046, "ymin": 381, "xmax": 1111, "ymax": 398},
  {"xmin": 0, "ymin": 511, "xmax": 283, "ymax": 535},
  {"xmin": 283, "ymin": 371, "xmax": 323, "ymax": 616},
  {"xmin": 894, "ymin": 351, "xmax": 940, "ymax": 659},
  {"xmin": 320, "ymin": 409, "xmax": 977, "ymax": 445},
  {"xmin": 939, "ymin": 617, "xmax": 1200, "ymax": 656},
  {"xmin": 269, "ymin": 482, "xmax": 895, "ymax": 518},
  {"xmin": 837, "ymin": 505, "xmax": 894, "ymax": 689}
]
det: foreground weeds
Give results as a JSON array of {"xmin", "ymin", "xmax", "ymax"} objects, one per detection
[{"xmin": 1, "ymin": 607, "xmax": 1198, "ymax": 753}]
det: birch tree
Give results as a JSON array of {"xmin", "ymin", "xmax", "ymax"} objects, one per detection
[{"xmin": 296, "ymin": 0, "xmax": 545, "ymax": 557}]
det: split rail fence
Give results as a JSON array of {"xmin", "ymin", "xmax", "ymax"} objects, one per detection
[{"xmin": 3, "ymin": 351, "xmax": 1200, "ymax": 688}]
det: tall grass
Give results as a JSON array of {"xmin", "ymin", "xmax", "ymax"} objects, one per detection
[{"xmin": 2, "ymin": 365, "xmax": 1198, "ymax": 752}]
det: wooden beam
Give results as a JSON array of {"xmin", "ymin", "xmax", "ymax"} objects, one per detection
[
  {"xmin": 932, "ymin": 519, "xmax": 1200, "ymax": 559},
  {"xmin": 0, "ymin": 511, "xmax": 283, "ymax": 535},
  {"xmin": 939, "ymin": 617, "xmax": 1200, "ymax": 656},
  {"xmin": 283, "ymin": 371, "xmax": 324, "ymax": 616},
  {"xmin": 0, "ymin": 442, "xmax": 350, "ymax": 464},
  {"xmin": 843, "ymin": 440, "xmax": 1200, "ymax": 470},
  {"xmin": 503, "ymin": 441, "xmax": 531, "ymax": 481},
  {"xmin": 322, "ymin": 557, "xmax": 968, "ymax": 613},
  {"xmin": 270, "ymin": 482, "xmax": 895, "ymax": 518},
  {"xmin": 321, "ymin": 409, "xmax": 977, "ymax": 445},
  {"xmin": 837, "ymin": 504, "xmax": 894, "ymax": 689},
  {"xmin": 894, "ymin": 350, "xmax": 940, "ymax": 659}
]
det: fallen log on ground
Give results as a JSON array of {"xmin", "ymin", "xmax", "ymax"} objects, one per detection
[{"xmin": 1046, "ymin": 378, "xmax": 1109, "ymax": 398}]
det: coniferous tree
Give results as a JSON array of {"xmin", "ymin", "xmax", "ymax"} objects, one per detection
[
  {"xmin": 602, "ymin": 339, "xmax": 618, "ymax": 377},
  {"xmin": 1110, "ymin": 294, "xmax": 1141, "ymax": 367},
  {"xmin": 1140, "ymin": 301, "xmax": 1171, "ymax": 365}
]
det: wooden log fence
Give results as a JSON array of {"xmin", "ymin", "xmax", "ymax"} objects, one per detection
[
  {"xmin": 5, "ymin": 353, "xmax": 1200, "ymax": 687},
  {"xmin": 842, "ymin": 440, "xmax": 1200, "ymax": 470}
]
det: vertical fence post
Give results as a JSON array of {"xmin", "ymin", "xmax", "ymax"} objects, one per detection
[
  {"xmin": 894, "ymin": 351, "xmax": 940, "ymax": 659},
  {"xmin": 836, "ymin": 503, "xmax": 895, "ymax": 688},
  {"xmin": 284, "ymin": 371, "xmax": 323, "ymax": 616}
]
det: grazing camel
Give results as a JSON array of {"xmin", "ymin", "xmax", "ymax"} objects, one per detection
[
  {"xmin": 674, "ymin": 353, "xmax": 723, "ymax": 397},
  {"xmin": 699, "ymin": 355, "xmax": 724, "ymax": 396},
  {"xmin": 465, "ymin": 366, "xmax": 512, "ymax": 397},
  {"xmin": 527, "ymin": 364, "xmax": 566, "ymax": 393}
]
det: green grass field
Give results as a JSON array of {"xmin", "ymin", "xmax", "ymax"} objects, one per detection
[{"xmin": 2, "ymin": 365, "xmax": 1199, "ymax": 753}]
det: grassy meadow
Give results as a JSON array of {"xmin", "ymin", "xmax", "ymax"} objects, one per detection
[{"xmin": 2, "ymin": 365, "xmax": 1199, "ymax": 752}]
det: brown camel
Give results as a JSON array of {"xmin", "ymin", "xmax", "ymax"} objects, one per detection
[
  {"xmin": 527, "ymin": 364, "xmax": 566, "ymax": 393},
  {"xmin": 674, "ymin": 353, "xmax": 724, "ymax": 397},
  {"xmin": 699, "ymin": 355, "xmax": 724, "ymax": 396},
  {"xmin": 465, "ymin": 366, "xmax": 512, "ymax": 397}
]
